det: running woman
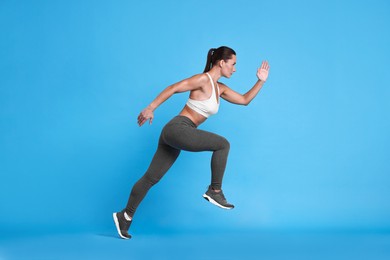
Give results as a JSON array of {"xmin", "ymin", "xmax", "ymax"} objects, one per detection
[{"xmin": 113, "ymin": 46, "xmax": 270, "ymax": 239}]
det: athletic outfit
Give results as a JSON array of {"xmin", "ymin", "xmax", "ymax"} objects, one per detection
[
  {"xmin": 186, "ymin": 73, "xmax": 220, "ymax": 117},
  {"xmin": 113, "ymin": 73, "xmax": 234, "ymax": 239}
]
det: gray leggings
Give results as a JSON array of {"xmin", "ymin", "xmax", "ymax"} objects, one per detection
[{"xmin": 125, "ymin": 115, "xmax": 230, "ymax": 217}]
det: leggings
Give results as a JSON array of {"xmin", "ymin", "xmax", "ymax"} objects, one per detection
[{"xmin": 125, "ymin": 115, "xmax": 230, "ymax": 217}]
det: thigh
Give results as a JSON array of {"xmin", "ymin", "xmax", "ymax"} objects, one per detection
[
  {"xmin": 144, "ymin": 139, "xmax": 181, "ymax": 183},
  {"xmin": 162, "ymin": 124, "xmax": 228, "ymax": 152}
]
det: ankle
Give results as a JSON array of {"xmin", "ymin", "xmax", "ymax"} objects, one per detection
[
  {"xmin": 211, "ymin": 187, "xmax": 221, "ymax": 193},
  {"xmin": 124, "ymin": 211, "xmax": 132, "ymax": 221}
]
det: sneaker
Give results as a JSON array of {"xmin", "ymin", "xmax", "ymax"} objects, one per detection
[
  {"xmin": 113, "ymin": 211, "xmax": 132, "ymax": 239},
  {"xmin": 203, "ymin": 186, "xmax": 234, "ymax": 209}
]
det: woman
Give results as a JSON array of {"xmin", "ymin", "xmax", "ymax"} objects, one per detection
[{"xmin": 113, "ymin": 46, "xmax": 270, "ymax": 239}]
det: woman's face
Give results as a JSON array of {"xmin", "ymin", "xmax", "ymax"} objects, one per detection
[{"xmin": 221, "ymin": 55, "xmax": 237, "ymax": 78}]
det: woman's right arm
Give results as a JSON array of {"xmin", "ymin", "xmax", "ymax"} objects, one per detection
[{"xmin": 137, "ymin": 74, "xmax": 206, "ymax": 126}]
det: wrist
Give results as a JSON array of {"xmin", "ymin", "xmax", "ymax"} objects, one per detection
[
  {"xmin": 147, "ymin": 105, "xmax": 155, "ymax": 111},
  {"xmin": 257, "ymin": 78, "xmax": 266, "ymax": 84}
]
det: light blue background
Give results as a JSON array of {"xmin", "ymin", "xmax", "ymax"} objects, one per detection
[{"xmin": 1, "ymin": 0, "xmax": 389, "ymax": 236}]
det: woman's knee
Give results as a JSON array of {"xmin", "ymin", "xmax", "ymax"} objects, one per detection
[
  {"xmin": 219, "ymin": 136, "xmax": 230, "ymax": 151},
  {"xmin": 144, "ymin": 173, "xmax": 162, "ymax": 186}
]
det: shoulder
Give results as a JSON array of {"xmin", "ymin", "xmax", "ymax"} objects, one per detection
[
  {"xmin": 192, "ymin": 73, "xmax": 209, "ymax": 83},
  {"xmin": 217, "ymin": 81, "xmax": 228, "ymax": 87},
  {"xmin": 173, "ymin": 73, "xmax": 210, "ymax": 93},
  {"xmin": 184, "ymin": 73, "xmax": 210, "ymax": 88},
  {"xmin": 216, "ymin": 81, "xmax": 230, "ymax": 92}
]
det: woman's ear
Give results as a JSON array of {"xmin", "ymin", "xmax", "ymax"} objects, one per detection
[{"xmin": 219, "ymin": 60, "xmax": 224, "ymax": 68}]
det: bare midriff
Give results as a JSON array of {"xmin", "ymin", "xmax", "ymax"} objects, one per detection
[{"xmin": 179, "ymin": 105, "xmax": 207, "ymax": 127}]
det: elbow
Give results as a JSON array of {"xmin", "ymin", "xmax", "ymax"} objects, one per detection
[
  {"xmin": 241, "ymin": 94, "xmax": 252, "ymax": 106},
  {"xmin": 242, "ymin": 98, "xmax": 250, "ymax": 106},
  {"xmin": 169, "ymin": 85, "xmax": 177, "ymax": 93},
  {"xmin": 168, "ymin": 85, "xmax": 180, "ymax": 95}
]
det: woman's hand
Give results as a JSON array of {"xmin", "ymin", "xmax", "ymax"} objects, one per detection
[
  {"xmin": 257, "ymin": 61, "xmax": 270, "ymax": 82},
  {"xmin": 137, "ymin": 106, "xmax": 154, "ymax": 126}
]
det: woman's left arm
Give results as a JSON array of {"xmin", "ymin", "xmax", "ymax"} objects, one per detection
[{"xmin": 220, "ymin": 61, "xmax": 270, "ymax": 105}]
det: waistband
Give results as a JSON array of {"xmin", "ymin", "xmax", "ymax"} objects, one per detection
[{"xmin": 167, "ymin": 115, "xmax": 197, "ymax": 128}]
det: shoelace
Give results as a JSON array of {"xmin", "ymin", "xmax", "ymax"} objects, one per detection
[{"xmin": 216, "ymin": 191, "xmax": 227, "ymax": 202}]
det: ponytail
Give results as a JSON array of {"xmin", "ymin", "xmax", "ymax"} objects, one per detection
[
  {"xmin": 203, "ymin": 48, "xmax": 216, "ymax": 72},
  {"xmin": 203, "ymin": 46, "xmax": 236, "ymax": 73}
]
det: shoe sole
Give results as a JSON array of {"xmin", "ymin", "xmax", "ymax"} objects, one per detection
[
  {"xmin": 203, "ymin": 194, "xmax": 234, "ymax": 209},
  {"xmin": 112, "ymin": 213, "xmax": 130, "ymax": 240}
]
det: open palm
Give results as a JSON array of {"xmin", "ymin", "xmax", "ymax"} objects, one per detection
[{"xmin": 257, "ymin": 61, "xmax": 270, "ymax": 82}]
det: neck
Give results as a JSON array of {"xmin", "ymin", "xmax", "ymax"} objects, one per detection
[{"xmin": 207, "ymin": 67, "xmax": 222, "ymax": 81}]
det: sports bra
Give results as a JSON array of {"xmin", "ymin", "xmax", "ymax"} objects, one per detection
[{"xmin": 186, "ymin": 73, "xmax": 220, "ymax": 118}]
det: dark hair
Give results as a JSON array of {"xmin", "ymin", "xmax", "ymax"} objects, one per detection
[{"xmin": 203, "ymin": 46, "xmax": 236, "ymax": 73}]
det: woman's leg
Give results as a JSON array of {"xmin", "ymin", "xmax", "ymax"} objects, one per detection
[
  {"xmin": 162, "ymin": 121, "xmax": 230, "ymax": 190},
  {"xmin": 162, "ymin": 122, "xmax": 233, "ymax": 209},
  {"xmin": 125, "ymin": 136, "xmax": 181, "ymax": 218},
  {"xmin": 124, "ymin": 116, "xmax": 231, "ymax": 218}
]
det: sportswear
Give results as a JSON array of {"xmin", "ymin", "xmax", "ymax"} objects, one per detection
[
  {"xmin": 186, "ymin": 73, "xmax": 220, "ymax": 118},
  {"xmin": 203, "ymin": 186, "xmax": 234, "ymax": 209},
  {"xmin": 113, "ymin": 211, "xmax": 132, "ymax": 239},
  {"xmin": 125, "ymin": 116, "xmax": 230, "ymax": 217}
]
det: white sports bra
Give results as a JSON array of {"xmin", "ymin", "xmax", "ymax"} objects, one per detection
[{"xmin": 186, "ymin": 73, "xmax": 220, "ymax": 118}]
